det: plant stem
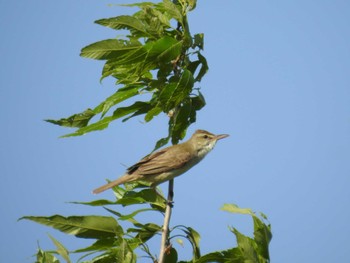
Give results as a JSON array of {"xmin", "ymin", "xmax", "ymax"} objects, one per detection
[{"xmin": 158, "ymin": 179, "xmax": 174, "ymax": 263}]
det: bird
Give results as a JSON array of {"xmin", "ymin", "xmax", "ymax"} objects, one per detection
[{"xmin": 93, "ymin": 129, "xmax": 229, "ymax": 194}]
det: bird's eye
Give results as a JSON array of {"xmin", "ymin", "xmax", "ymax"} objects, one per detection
[{"xmin": 203, "ymin": 135, "xmax": 208, "ymax": 139}]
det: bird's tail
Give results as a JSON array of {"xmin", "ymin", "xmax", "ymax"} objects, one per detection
[{"xmin": 93, "ymin": 174, "xmax": 133, "ymax": 194}]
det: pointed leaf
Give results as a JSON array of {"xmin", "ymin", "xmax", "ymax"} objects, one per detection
[
  {"xmin": 221, "ymin": 203, "xmax": 254, "ymax": 216},
  {"xmin": 95, "ymin": 15, "xmax": 153, "ymax": 38},
  {"xmin": 253, "ymin": 216, "xmax": 272, "ymax": 260},
  {"xmin": 60, "ymin": 116, "xmax": 115, "ymax": 138},
  {"xmin": 154, "ymin": 135, "xmax": 170, "ymax": 151},
  {"xmin": 80, "ymin": 39, "xmax": 141, "ymax": 60},
  {"xmin": 45, "ymin": 109, "xmax": 95, "ymax": 128},
  {"xmin": 20, "ymin": 215, "xmax": 123, "ymax": 239},
  {"xmin": 48, "ymin": 235, "xmax": 71, "ymax": 263},
  {"xmin": 70, "ymin": 199, "xmax": 117, "ymax": 207}
]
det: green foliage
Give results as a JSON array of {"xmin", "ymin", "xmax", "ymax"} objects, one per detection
[
  {"xmin": 26, "ymin": 1, "xmax": 273, "ymax": 262},
  {"xmin": 46, "ymin": 0, "xmax": 208, "ymax": 147},
  {"xmin": 22, "ymin": 184, "xmax": 271, "ymax": 262}
]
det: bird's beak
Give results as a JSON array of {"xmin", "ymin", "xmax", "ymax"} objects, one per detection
[{"xmin": 215, "ymin": 134, "xmax": 229, "ymax": 140}]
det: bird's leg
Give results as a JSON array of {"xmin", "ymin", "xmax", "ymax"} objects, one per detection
[{"xmin": 167, "ymin": 188, "xmax": 174, "ymax": 207}]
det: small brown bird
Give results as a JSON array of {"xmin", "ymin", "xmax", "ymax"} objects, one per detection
[{"xmin": 93, "ymin": 129, "xmax": 229, "ymax": 194}]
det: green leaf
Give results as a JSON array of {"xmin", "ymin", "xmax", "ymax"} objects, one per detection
[
  {"xmin": 193, "ymin": 33, "xmax": 204, "ymax": 50},
  {"xmin": 101, "ymin": 37, "xmax": 180, "ymax": 71},
  {"xmin": 194, "ymin": 248, "xmax": 243, "ymax": 263},
  {"xmin": 154, "ymin": 135, "xmax": 171, "ymax": 150},
  {"xmin": 171, "ymin": 99, "xmax": 192, "ymax": 144},
  {"xmin": 179, "ymin": 226, "xmax": 201, "ymax": 260},
  {"xmin": 48, "ymin": 234, "xmax": 71, "ymax": 263},
  {"xmin": 97, "ymin": 85, "xmax": 141, "ymax": 117},
  {"xmin": 144, "ymin": 105, "xmax": 162, "ymax": 122},
  {"xmin": 158, "ymin": 0, "xmax": 183, "ymax": 23},
  {"xmin": 164, "ymin": 247, "xmax": 178, "ymax": 263},
  {"xmin": 191, "ymin": 92, "xmax": 206, "ymax": 110},
  {"xmin": 128, "ymin": 222, "xmax": 161, "ymax": 243},
  {"xmin": 35, "ymin": 249, "xmax": 60, "ymax": 263},
  {"xmin": 253, "ymin": 216, "xmax": 272, "ymax": 260},
  {"xmin": 116, "ymin": 188, "xmax": 166, "ymax": 212},
  {"xmin": 45, "ymin": 109, "xmax": 95, "ymax": 128},
  {"xmin": 59, "ymin": 101, "xmax": 151, "ymax": 137},
  {"xmin": 159, "ymin": 69, "xmax": 194, "ymax": 112},
  {"xmin": 231, "ymin": 227, "xmax": 259, "ymax": 262},
  {"xmin": 95, "ymin": 15, "xmax": 154, "ymax": 38},
  {"xmin": 187, "ymin": 0, "xmax": 197, "ymax": 11},
  {"xmin": 70, "ymin": 199, "xmax": 117, "ymax": 207},
  {"xmin": 116, "ymin": 101, "xmax": 153, "ymax": 122},
  {"xmin": 80, "ymin": 39, "xmax": 141, "ymax": 60},
  {"xmin": 73, "ymin": 238, "xmax": 116, "ymax": 253},
  {"xmin": 221, "ymin": 203, "xmax": 272, "ymax": 262},
  {"xmin": 221, "ymin": 203, "xmax": 255, "ymax": 216},
  {"xmin": 60, "ymin": 116, "xmax": 115, "ymax": 138},
  {"xmin": 195, "ymin": 52, "xmax": 209, "ymax": 82},
  {"xmin": 152, "ymin": 37, "xmax": 182, "ymax": 62},
  {"xmin": 20, "ymin": 215, "xmax": 123, "ymax": 239},
  {"xmin": 86, "ymin": 238, "xmax": 137, "ymax": 263}
]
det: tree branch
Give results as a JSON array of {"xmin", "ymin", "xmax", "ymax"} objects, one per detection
[{"xmin": 158, "ymin": 179, "xmax": 174, "ymax": 263}]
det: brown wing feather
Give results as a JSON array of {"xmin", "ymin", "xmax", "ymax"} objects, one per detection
[{"xmin": 127, "ymin": 144, "xmax": 193, "ymax": 176}]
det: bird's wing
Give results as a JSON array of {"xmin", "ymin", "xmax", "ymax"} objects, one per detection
[{"xmin": 127, "ymin": 146, "xmax": 192, "ymax": 175}]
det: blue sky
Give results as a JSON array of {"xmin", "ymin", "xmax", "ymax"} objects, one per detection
[{"xmin": 1, "ymin": 0, "xmax": 350, "ymax": 262}]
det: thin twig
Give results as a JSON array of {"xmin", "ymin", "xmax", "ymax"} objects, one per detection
[{"xmin": 158, "ymin": 179, "xmax": 174, "ymax": 263}]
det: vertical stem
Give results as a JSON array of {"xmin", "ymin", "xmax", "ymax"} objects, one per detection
[{"xmin": 158, "ymin": 179, "xmax": 174, "ymax": 263}]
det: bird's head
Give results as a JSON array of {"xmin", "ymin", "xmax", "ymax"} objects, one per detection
[{"xmin": 190, "ymin": 129, "xmax": 229, "ymax": 158}]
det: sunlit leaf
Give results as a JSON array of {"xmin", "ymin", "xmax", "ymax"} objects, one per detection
[
  {"xmin": 158, "ymin": 0, "xmax": 183, "ymax": 23},
  {"xmin": 48, "ymin": 234, "xmax": 71, "ymax": 263},
  {"xmin": 116, "ymin": 188, "xmax": 166, "ymax": 212},
  {"xmin": 81, "ymin": 39, "xmax": 141, "ymax": 60},
  {"xmin": 221, "ymin": 203, "xmax": 254, "ymax": 216},
  {"xmin": 96, "ymin": 15, "xmax": 154, "ymax": 38},
  {"xmin": 20, "ymin": 215, "xmax": 123, "ymax": 239},
  {"xmin": 36, "ymin": 249, "xmax": 60, "ymax": 263}
]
